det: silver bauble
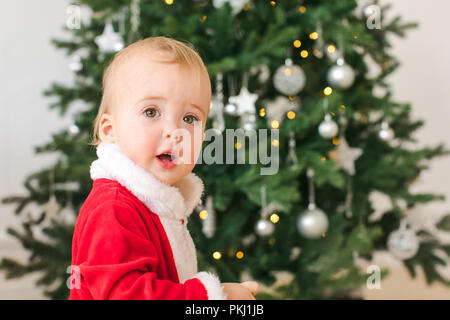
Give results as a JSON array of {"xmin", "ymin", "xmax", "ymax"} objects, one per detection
[
  {"xmin": 387, "ymin": 227, "xmax": 419, "ymax": 260},
  {"xmin": 255, "ymin": 219, "xmax": 275, "ymax": 237},
  {"xmin": 297, "ymin": 207, "xmax": 329, "ymax": 239},
  {"xmin": 273, "ymin": 58, "xmax": 306, "ymax": 96},
  {"xmin": 378, "ymin": 121, "xmax": 394, "ymax": 141},
  {"xmin": 318, "ymin": 114, "xmax": 339, "ymax": 139},
  {"xmin": 327, "ymin": 60, "xmax": 355, "ymax": 89}
]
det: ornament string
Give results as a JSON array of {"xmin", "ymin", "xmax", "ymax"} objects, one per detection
[
  {"xmin": 260, "ymin": 184, "xmax": 267, "ymax": 218},
  {"xmin": 307, "ymin": 167, "xmax": 316, "ymax": 210}
]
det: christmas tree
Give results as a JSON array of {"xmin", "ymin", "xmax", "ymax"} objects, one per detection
[{"xmin": 2, "ymin": 0, "xmax": 450, "ymax": 299}]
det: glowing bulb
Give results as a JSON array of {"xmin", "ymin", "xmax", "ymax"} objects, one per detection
[
  {"xmin": 270, "ymin": 213, "xmax": 280, "ymax": 224},
  {"xmin": 293, "ymin": 40, "xmax": 301, "ymax": 48},
  {"xmin": 323, "ymin": 86, "xmax": 333, "ymax": 96},
  {"xmin": 271, "ymin": 120, "xmax": 279, "ymax": 129},
  {"xmin": 287, "ymin": 111, "xmax": 296, "ymax": 119},
  {"xmin": 199, "ymin": 210, "xmax": 208, "ymax": 220},
  {"xmin": 327, "ymin": 44, "xmax": 336, "ymax": 53},
  {"xmin": 309, "ymin": 32, "xmax": 319, "ymax": 40},
  {"xmin": 165, "ymin": 0, "xmax": 174, "ymax": 4},
  {"xmin": 259, "ymin": 108, "xmax": 266, "ymax": 117},
  {"xmin": 235, "ymin": 142, "xmax": 242, "ymax": 149},
  {"xmin": 236, "ymin": 251, "xmax": 244, "ymax": 259},
  {"xmin": 300, "ymin": 50, "xmax": 308, "ymax": 58},
  {"xmin": 272, "ymin": 139, "xmax": 279, "ymax": 147},
  {"xmin": 212, "ymin": 251, "xmax": 222, "ymax": 260}
]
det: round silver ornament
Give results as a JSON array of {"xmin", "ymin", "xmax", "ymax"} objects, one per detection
[
  {"xmin": 378, "ymin": 121, "xmax": 394, "ymax": 142},
  {"xmin": 387, "ymin": 223, "xmax": 419, "ymax": 260},
  {"xmin": 327, "ymin": 59, "xmax": 355, "ymax": 89},
  {"xmin": 273, "ymin": 58, "xmax": 306, "ymax": 96},
  {"xmin": 255, "ymin": 219, "xmax": 275, "ymax": 237},
  {"xmin": 297, "ymin": 206, "xmax": 329, "ymax": 239},
  {"xmin": 319, "ymin": 114, "xmax": 339, "ymax": 139}
]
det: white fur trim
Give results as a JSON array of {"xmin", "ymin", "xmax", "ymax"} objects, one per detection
[
  {"xmin": 192, "ymin": 272, "xmax": 227, "ymax": 300},
  {"xmin": 89, "ymin": 142, "xmax": 205, "ymax": 283}
]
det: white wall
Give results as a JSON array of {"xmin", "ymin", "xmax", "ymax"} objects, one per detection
[{"xmin": 0, "ymin": 0, "xmax": 449, "ymax": 299}]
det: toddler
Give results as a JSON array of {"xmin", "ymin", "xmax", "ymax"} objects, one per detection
[{"xmin": 69, "ymin": 36, "xmax": 258, "ymax": 300}]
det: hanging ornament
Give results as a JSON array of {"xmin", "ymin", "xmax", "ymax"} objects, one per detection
[
  {"xmin": 255, "ymin": 185, "xmax": 275, "ymax": 237},
  {"xmin": 44, "ymin": 168, "xmax": 61, "ymax": 221},
  {"xmin": 69, "ymin": 54, "xmax": 83, "ymax": 72},
  {"xmin": 319, "ymin": 114, "xmax": 339, "ymax": 139},
  {"xmin": 209, "ymin": 74, "xmax": 226, "ymax": 133},
  {"xmin": 387, "ymin": 220, "xmax": 420, "ymax": 260},
  {"xmin": 212, "ymin": 0, "xmax": 250, "ymax": 15},
  {"xmin": 327, "ymin": 57, "xmax": 355, "ymax": 89},
  {"xmin": 265, "ymin": 96, "xmax": 300, "ymax": 128},
  {"xmin": 330, "ymin": 133, "xmax": 363, "ymax": 176},
  {"xmin": 378, "ymin": 120, "xmax": 394, "ymax": 142},
  {"xmin": 297, "ymin": 168, "xmax": 329, "ymax": 239},
  {"xmin": 95, "ymin": 21, "xmax": 124, "ymax": 53},
  {"xmin": 201, "ymin": 195, "xmax": 216, "ymax": 238},
  {"xmin": 273, "ymin": 58, "xmax": 306, "ymax": 96},
  {"xmin": 228, "ymin": 85, "xmax": 258, "ymax": 116},
  {"xmin": 287, "ymin": 130, "xmax": 298, "ymax": 166},
  {"xmin": 228, "ymin": 73, "xmax": 258, "ymax": 131}
]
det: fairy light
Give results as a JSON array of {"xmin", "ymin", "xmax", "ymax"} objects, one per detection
[
  {"xmin": 287, "ymin": 111, "xmax": 296, "ymax": 119},
  {"xmin": 270, "ymin": 213, "xmax": 280, "ymax": 224},
  {"xmin": 309, "ymin": 32, "xmax": 319, "ymax": 40},
  {"xmin": 272, "ymin": 139, "xmax": 279, "ymax": 147},
  {"xmin": 270, "ymin": 1, "xmax": 276, "ymax": 6},
  {"xmin": 236, "ymin": 251, "xmax": 244, "ymax": 259},
  {"xmin": 199, "ymin": 210, "xmax": 208, "ymax": 220},
  {"xmin": 332, "ymin": 137, "xmax": 340, "ymax": 145},
  {"xmin": 323, "ymin": 86, "xmax": 333, "ymax": 96},
  {"xmin": 299, "ymin": 6, "xmax": 306, "ymax": 13},
  {"xmin": 200, "ymin": 15, "xmax": 207, "ymax": 22},
  {"xmin": 288, "ymin": 95, "xmax": 295, "ymax": 101},
  {"xmin": 235, "ymin": 142, "xmax": 242, "ymax": 149},
  {"xmin": 271, "ymin": 120, "xmax": 279, "ymax": 129},
  {"xmin": 300, "ymin": 50, "xmax": 309, "ymax": 58},
  {"xmin": 212, "ymin": 251, "xmax": 222, "ymax": 260},
  {"xmin": 259, "ymin": 108, "xmax": 266, "ymax": 117},
  {"xmin": 327, "ymin": 44, "xmax": 336, "ymax": 53},
  {"xmin": 165, "ymin": 0, "xmax": 174, "ymax": 5},
  {"xmin": 293, "ymin": 40, "xmax": 301, "ymax": 48}
]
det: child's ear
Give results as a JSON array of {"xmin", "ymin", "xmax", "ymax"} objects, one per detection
[{"xmin": 99, "ymin": 113, "xmax": 116, "ymax": 143}]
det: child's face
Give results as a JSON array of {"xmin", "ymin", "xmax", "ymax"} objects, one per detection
[{"xmin": 99, "ymin": 51, "xmax": 211, "ymax": 185}]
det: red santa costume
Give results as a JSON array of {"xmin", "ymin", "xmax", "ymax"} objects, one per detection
[{"xmin": 69, "ymin": 142, "xmax": 227, "ymax": 300}]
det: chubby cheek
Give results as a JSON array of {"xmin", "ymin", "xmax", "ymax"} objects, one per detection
[{"xmin": 116, "ymin": 119, "xmax": 160, "ymax": 168}]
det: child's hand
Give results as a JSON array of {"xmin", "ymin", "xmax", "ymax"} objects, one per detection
[{"xmin": 221, "ymin": 281, "xmax": 258, "ymax": 300}]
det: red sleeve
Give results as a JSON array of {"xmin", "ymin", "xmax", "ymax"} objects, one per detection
[{"xmin": 73, "ymin": 200, "xmax": 209, "ymax": 300}]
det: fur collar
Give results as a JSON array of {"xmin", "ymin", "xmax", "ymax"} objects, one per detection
[{"xmin": 89, "ymin": 142, "xmax": 204, "ymax": 221}]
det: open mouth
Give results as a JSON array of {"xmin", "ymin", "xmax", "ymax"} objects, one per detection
[{"xmin": 156, "ymin": 152, "xmax": 175, "ymax": 162}]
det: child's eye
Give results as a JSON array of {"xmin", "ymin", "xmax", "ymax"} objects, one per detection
[
  {"xmin": 183, "ymin": 115, "xmax": 199, "ymax": 124},
  {"xmin": 144, "ymin": 108, "xmax": 160, "ymax": 118}
]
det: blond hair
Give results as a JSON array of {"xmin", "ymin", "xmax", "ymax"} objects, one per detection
[{"xmin": 89, "ymin": 36, "xmax": 210, "ymax": 146}]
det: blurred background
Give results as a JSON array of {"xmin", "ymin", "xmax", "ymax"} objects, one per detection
[{"xmin": 0, "ymin": 0, "xmax": 449, "ymax": 299}]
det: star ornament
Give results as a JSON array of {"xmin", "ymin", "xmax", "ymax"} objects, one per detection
[
  {"xmin": 329, "ymin": 135, "xmax": 363, "ymax": 175},
  {"xmin": 228, "ymin": 87, "xmax": 258, "ymax": 116},
  {"xmin": 95, "ymin": 22, "xmax": 124, "ymax": 53}
]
